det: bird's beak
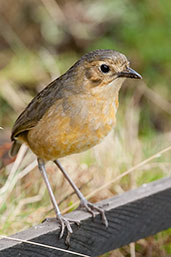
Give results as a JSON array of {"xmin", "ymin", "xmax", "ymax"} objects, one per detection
[{"xmin": 117, "ymin": 67, "xmax": 142, "ymax": 79}]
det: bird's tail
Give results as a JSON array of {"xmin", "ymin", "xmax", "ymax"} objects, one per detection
[{"xmin": 9, "ymin": 140, "xmax": 21, "ymax": 157}]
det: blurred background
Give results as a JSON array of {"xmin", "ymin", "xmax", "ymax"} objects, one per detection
[{"xmin": 0, "ymin": 0, "xmax": 171, "ymax": 256}]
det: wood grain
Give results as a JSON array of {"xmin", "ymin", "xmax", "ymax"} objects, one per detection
[{"xmin": 0, "ymin": 177, "xmax": 171, "ymax": 257}]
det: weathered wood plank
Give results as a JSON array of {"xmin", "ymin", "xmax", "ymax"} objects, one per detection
[{"xmin": 0, "ymin": 177, "xmax": 171, "ymax": 257}]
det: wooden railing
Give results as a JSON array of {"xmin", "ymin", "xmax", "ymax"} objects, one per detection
[{"xmin": 0, "ymin": 177, "xmax": 171, "ymax": 257}]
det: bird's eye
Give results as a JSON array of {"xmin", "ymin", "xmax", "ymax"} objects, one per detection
[{"xmin": 100, "ymin": 64, "xmax": 110, "ymax": 73}]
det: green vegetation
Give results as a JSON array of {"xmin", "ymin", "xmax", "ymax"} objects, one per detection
[{"xmin": 0, "ymin": 0, "xmax": 170, "ymax": 256}]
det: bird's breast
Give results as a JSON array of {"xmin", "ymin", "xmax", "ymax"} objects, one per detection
[{"xmin": 26, "ymin": 96, "xmax": 119, "ymax": 160}]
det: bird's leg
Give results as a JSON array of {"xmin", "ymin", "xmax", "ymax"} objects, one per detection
[
  {"xmin": 54, "ymin": 160, "xmax": 108, "ymax": 227},
  {"xmin": 37, "ymin": 158, "xmax": 80, "ymax": 244}
]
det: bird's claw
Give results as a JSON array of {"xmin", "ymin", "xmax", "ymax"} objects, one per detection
[
  {"xmin": 57, "ymin": 215, "xmax": 80, "ymax": 245},
  {"xmin": 79, "ymin": 200, "xmax": 108, "ymax": 227}
]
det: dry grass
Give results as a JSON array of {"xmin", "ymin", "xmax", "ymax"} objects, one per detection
[
  {"xmin": 0, "ymin": 98, "xmax": 171, "ymax": 256},
  {"xmin": 0, "ymin": 1, "xmax": 171, "ymax": 255},
  {"xmin": 1, "ymin": 70, "xmax": 171, "ymax": 256}
]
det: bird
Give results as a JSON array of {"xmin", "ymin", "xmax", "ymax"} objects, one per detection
[{"xmin": 10, "ymin": 49, "xmax": 142, "ymax": 243}]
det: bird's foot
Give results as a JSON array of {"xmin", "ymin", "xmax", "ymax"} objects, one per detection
[
  {"xmin": 43, "ymin": 215, "xmax": 80, "ymax": 246},
  {"xmin": 57, "ymin": 215, "xmax": 80, "ymax": 245},
  {"xmin": 79, "ymin": 199, "xmax": 108, "ymax": 227}
]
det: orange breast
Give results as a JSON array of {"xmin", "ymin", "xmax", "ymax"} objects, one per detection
[{"xmin": 26, "ymin": 96, "xmax": 118, "ymax": 160}]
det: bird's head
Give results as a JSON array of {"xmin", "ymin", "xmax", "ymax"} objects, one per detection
[{"xmin": 71, "ymin": 49, "xmax": 142, "ymax": 97}]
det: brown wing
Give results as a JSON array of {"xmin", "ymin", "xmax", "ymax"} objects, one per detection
[
  {"xmin": 11, "ymin": 57, "xmax": 82, "ymax": 140},
  {"xmin": 11, "ymin": 77, "xmax": 64, "ymax": 140}
]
